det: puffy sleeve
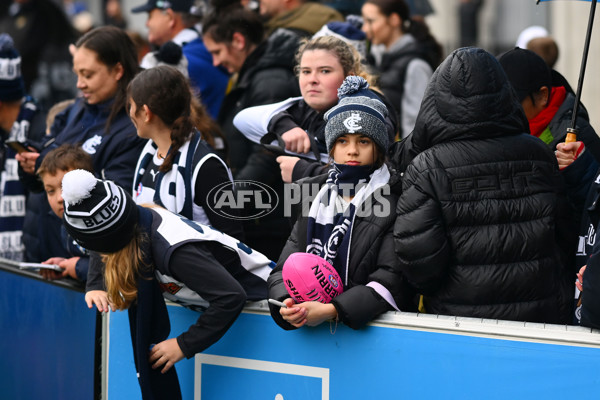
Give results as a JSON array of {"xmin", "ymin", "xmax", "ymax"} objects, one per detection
[{"xmin": 393, "ymin": 161, "xmax": 450, "ymax": 294}]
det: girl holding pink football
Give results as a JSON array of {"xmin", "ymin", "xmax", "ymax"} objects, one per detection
[{"xmin": 267, "ymin": 76, "xmax": 416, "ymax": 330}]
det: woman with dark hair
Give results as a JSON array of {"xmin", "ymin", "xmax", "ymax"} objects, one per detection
[
  {"xmin": 16, "ymin": 25, "xmax": 147, "ymax": 263},
  {"xmin": 17, "ymin": 25, "xmax": 145, "ymax": 188},
  {"xmin": 85, "ymin": 65, "xmax": 249, "ymax": 312},
  {"xmin": 361, "ymin": 0, "xmax": 442, "ymax": 139},
  {"xmin": 128, "ymin": 65, "xmax": 243, "ymax": 239}
]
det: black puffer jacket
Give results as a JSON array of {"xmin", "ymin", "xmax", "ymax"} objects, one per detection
[
  {"xmin": 268, "ymin": 172, "xmax": 417, "ymax": 330},
  {"xmin": 391, "ymin": 47, "xmax": 575, "ymax": 324}
]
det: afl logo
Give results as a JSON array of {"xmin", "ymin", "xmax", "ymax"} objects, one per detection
[
  {"xmin": 343, "ymin": 113, "xmax": 362, "ymax": 133},
  {"xmin": 207, "ymin": 180, "xmax": 279, "ymax": 220},
  {"xmin": 328, "ymin": 274, "xmax": 339, "ymax": 288}
]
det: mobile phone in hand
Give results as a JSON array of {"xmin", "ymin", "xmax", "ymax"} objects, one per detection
[
  {"xmin": 6, "ymin": 140, "xmax": 29, "ymax": 154},
  {"xmin": 268, "ymin": 298, "xmax": 288, "ymax": 308}
]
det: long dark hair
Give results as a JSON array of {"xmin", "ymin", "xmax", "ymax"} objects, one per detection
[
  {"xmin": 202, "ymin": 5, "xmax": 264, "ymax": 49},
  {"xmin": 75, "ymin": 26, "xmax": 140, "ymax": 133},
  {"xmin": 364, "ymin": 0, "xmax": 442, "ymax": 68},
  {"xmin": 128, "ymin": 65, "xmax": 225, "ymax": 172}
]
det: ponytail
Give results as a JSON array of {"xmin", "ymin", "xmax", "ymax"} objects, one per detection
[
  {"xmin": 161, "ymin": 114, "xmax": 194, "ymax": 172},
  {"xmin": 406, "ymin": 17, "xmax": 443, "ymax": 68}
]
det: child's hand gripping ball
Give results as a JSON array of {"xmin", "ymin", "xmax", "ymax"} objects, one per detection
[{"xmin": 282, "ymin": 252, "xmax": 343, "ymax": 304}]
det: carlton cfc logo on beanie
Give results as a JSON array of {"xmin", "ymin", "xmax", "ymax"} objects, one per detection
[
  {"xmin": 343, "ymin": 112, "xmax": 363, "ymax": 133},
  {"xmin": 0, "ymin": 34, "xmax": 25, "ymax": 102},
  {"xmin": 324, "ymin": 76, "xmax": 389, "ymax": 153}
]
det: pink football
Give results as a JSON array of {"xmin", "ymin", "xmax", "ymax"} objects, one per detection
[{"xmin": 282, "ymin": 252, "xmax": 343, "ymax": 304}]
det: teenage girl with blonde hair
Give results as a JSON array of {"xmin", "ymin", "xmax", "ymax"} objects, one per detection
[{"xmin": 234, "ymin": 35, "xmax": 398, "ymax": 183}]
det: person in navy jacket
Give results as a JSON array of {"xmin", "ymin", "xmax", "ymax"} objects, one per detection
[{"xmin": 16, "ymin": 26, "xmax": 146, "ymax": 263}]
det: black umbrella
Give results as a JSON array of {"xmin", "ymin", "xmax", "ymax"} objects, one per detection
[{"xmin": 537, "ymin": 0, "xmax": 597, "ymax": 142}]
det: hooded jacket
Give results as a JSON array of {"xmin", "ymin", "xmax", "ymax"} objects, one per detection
[{"xmin": 390, "ymin": 47, "xmax": 575, "ymax": 324}]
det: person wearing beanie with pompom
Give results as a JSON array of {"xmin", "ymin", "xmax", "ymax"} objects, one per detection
[
  {"xmin": 267, "ymin": 76, "xmax": 416, "ymax": 331},
  {"xmin": 233, "ymin": 35, "xmax": 398, "ymax": 185},
  {"xmin": 140, "ymin": 41, "xmax": 190, "ymax": 78},
  {"xmin": 0, "ymin": 33, "xmax": 46, "ymax": 261},
  {"xmin": 61, "ymin": 169, "xmax": 273, "ymax": 399}
]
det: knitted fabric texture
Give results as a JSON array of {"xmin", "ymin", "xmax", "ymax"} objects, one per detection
[
  {"xmin": 324, "ymin": 76, "xmax": 389, "ymax": 153},
  {"xmin": 0, "ymin": 34, "xmax": 25, "ymax": 102},
  {"xmin": 62, "ymin": 169, "xmax": 139, "ymax": 253}
]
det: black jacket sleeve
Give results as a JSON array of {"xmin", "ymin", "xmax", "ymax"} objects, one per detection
[
  {"xmin": 332, "ymin": 225, "xmax": 416, "ymax": 329},
  {"xmin": 581, "ymin": 243, "xmax": 600, "ymax": 329},
  {"xmin": 393, "ymin": 162, "xmax": 451, "ymax": 294},
  {"xmin": 235, "ymin": 144, "xmax": 281, "ymax": 185},
  {"xmin": 85, "ymin": 252, "xmax": 106, "ymax": 292},
  {"xmin": 169, "ymin": 243, "xmax": 247, "ymax": 358},
  {"xmin": 291, "ymin": 159, "xmax": 329, "ymax": 182},
  {"xmin": 268, "ymin": 110, "xmax": 302, "ymax": 137},
  {"xmin": 561, "ymin": 150, "xmax": 600, "ymax": 217},
  {"xmin": 266, "ymin": 215, "xmax": 305, "ymax": 330},
  {"xmin": 75, "ymin": 256, "xmax": 90, "ymax": 283}
]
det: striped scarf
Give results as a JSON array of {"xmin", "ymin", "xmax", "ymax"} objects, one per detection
[{"xmin": 306, "ymin": 163, "xmax": 390, "ymax": 284}]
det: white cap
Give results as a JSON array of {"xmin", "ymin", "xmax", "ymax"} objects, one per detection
[{"xmin": 516, "ymin": 26, "xmax": 549, "ymax": 49}]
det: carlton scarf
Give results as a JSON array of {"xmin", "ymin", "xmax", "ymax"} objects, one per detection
[{"xmin": 305, "ymin": 163, "xmax": 390, "ymax": 284}]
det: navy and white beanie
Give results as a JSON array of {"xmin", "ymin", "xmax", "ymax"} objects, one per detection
[
  {"xmin": 312, "ymin": 17, "xmax": 367, "ymax": 58},
  {"xmin": 0, "ymin": 34, "xmax": 25, "ymax": 102},
  {"xmin": 324, "ymin": 76, "xmax": 389, "ymax": 153},
  {"xmin": 140, "ymin": 41, "xmax": 189, "ymax": 78},
  {"xmin": 62, "ymin": 170, "xmax": 139, "ymax": 254}
]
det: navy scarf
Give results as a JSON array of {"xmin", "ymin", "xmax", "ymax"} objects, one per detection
[
  {"xmin": 128, "ymin": 206, "xmax": 182, "ymax": 400},
  {"xmin": 305, "ymin": 164, "xmax": 374, "ymax": 282}
]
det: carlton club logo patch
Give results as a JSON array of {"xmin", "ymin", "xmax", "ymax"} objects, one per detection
[
  {"xmin": 82, "ymin": 135, "xmax": 102, "ymax": 155},
  {"xmin": 343, "ymin": 113, "xmax": 362, "ymax": 133}
]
